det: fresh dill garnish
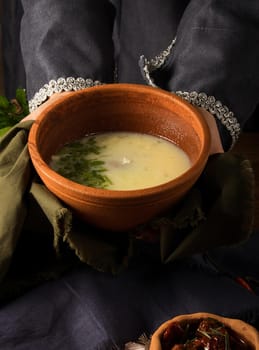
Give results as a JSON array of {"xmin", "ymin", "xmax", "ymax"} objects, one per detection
[{"xmin": 51, "ymin": 136, "xmax": 112, "ymax": 189}]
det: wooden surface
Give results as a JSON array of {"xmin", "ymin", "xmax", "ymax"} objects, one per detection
[{"xmin": 231, "ymin": 132, "xmax": 259, "ymax": 230}]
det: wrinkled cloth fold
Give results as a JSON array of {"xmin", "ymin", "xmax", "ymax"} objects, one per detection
[
  {"xmin": 0, "ymin": 121, "xmax": 255, "ymax": 301},
  {"xmin": 19, "ymin": 0, "xmax": 116, "ymax": 100}
]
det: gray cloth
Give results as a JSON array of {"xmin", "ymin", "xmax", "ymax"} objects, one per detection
[{"xmin": 2, "ymin": 0, "xmax": 259, "ymax": 148}]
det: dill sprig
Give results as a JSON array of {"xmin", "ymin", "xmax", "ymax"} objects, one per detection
[{"xmin": 51, "ymin": 136, "xmax": 112, "ymax": 189}]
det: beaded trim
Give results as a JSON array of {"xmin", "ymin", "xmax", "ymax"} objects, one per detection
[
  {"xmin": 139, "ymin": 38, "xmax": 176, "ymax": 87},
  {"xmin": 29, "ymin": 77, "xmax": 103, "ymax": 112},
  {"xmin": 175, "ymin": 91, "xmax": 240, "ymax": 148},
  {"xmin": 139, "ymin": 38, "xmax": 240, "ymax": 148}
]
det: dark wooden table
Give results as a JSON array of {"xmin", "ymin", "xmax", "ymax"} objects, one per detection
[{"xmin": 231, "ymin": 132, "xmax": 259, "ymax": 230}]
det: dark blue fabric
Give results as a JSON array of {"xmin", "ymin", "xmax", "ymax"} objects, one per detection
[
  {"xmin": 2, "ymin": 0, "xmax": 259, "ymax": 145},
  {"xmin": 0, "ymin": 232, "xmax": 258, "ymax": 349},
  {"xmin": 19, "ymin": 0, "xmax": 116, "ymax": 100},
  {"xmin": 2, "ymin": 0, "xmax": 25, "ymax": 99},
  {"xmin": 1, "ymin": 3, "xmax": 259, "ymax": 348},
  {"xmin": 156, "ymin": 0, "xmax": 259, "ymax": 149},
  {"xmin": 117, "ymin": 0, "xmax": 189, "ymax": 84}
]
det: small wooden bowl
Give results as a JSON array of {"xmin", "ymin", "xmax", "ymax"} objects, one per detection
[
  {"xmin": 28, "ymin": 84, "xmax": 210, "ymax": 232},
  {"xmin": 150, "ymin": 312, "xmax": 259, "ymax": 349}
]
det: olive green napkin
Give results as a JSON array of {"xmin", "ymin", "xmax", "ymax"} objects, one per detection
[
  {"xmin": 0, "ymin": 122, "xmax": 255, "ymax": 301},
  {"xmin": 158, "ymin": 152, "xmax": 255, "ymax": 263}
]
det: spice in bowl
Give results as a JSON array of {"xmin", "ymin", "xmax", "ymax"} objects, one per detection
[{"xmin": 161, "ymin": 317, "xmax": 253, "ymax": 350}]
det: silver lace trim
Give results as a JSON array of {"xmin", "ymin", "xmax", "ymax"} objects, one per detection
[
  {"xmin": 139, "ymin": 37, "xmax": 176, "ymax": 87},
  {"xmin": 139, "ymin": 38, "xmax": 240, "ymax": 148},
  {"xmin": 175, "ymin": 91, "xmax": 240, "ymax": 148},
  {"xmin": 29, "ymin": 77, "xmax": 103, "ymax": 112}
]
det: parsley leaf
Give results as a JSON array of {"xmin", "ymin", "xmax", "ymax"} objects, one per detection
[{"xmin": 0, "ymin": 88, "xmax": 29, "ymax": 137}]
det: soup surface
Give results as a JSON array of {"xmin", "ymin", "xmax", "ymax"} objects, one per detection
[{"xmin": 50, "ymin": 132, "xmax": 191, "ymax": 190}]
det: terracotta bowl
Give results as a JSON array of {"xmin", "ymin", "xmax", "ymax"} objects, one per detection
[
  {"xmin": 28, "ymin": 83, "xmax": 210, "ymax": 232},
  {"xmin": 150, "ymin": 312, "xmax": 259, "ymax": 349}
]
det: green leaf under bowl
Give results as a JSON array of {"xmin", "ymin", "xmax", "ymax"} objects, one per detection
[{"xmin": 0, "ymin": 88, "xmax": 29, "ymax": 137}]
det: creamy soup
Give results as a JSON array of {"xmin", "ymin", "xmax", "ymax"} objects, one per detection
[{"xmin": 50, "ymin": 132, "xmax": 191, "ymax": 190}]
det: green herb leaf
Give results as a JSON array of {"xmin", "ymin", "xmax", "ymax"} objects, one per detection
[
  {"xmin": 0, "ymin": 88, "xmax": 29, "ymax": 137},
  {"xmin": 16, "ymin": 88, "xmax": 29, "ymax": 115},
  {"xmin": 225, "ymin": 332, "xmax": 230, "ymax": 350},
  {"xmin": 0, "ymin": 96, "xmax": 10, "ymax": 110},
  {"xmin": 197, "ymin": 329, "xmax": 211, "ymax": 339},
  {"xmin": 51, "ymin": 137, "xmax": 112, "ymax": 189},
  {"xmin": 0, "ymin": 126, "xmax": 12, "ymax": 137}
]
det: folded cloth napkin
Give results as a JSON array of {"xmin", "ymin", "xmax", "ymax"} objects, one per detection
[{"xmin": 0, "ymin": 121, "xmax": 255, "ymax": 302}]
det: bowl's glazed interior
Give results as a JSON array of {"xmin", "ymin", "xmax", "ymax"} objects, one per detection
[{"xmin": 28, "ymin": 84, "xmax": 210, "ymax": 231}]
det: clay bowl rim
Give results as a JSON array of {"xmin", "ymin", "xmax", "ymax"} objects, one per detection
[
  {"xmin": 28, "ymin": 83, "xmax": 211, "ymax": 203},
  {"xmin": 150, "ymin": 312, "xmax": 259, "ymax": 349}
]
